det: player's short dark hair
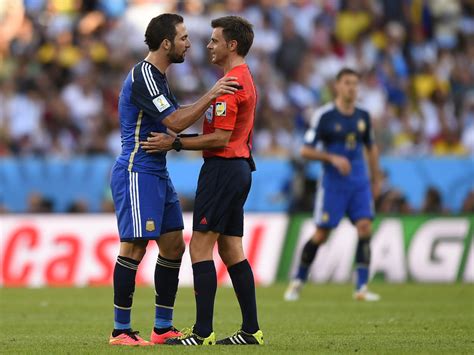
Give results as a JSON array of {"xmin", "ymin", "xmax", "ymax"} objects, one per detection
[
  {"xmin": 336, "ymin": 68, "xmax": 360, "ymax": 81},
  {"xmin": 145, "ymin": 13, "xmax": 184, "ymax": 51},
  {"xmin": 211, "ymin": 16, "xmax": 254, "ymax": 57}
]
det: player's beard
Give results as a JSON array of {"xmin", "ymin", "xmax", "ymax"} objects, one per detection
[{"xmin": 167, "ymin": 43, "xmax": 185, "ymax": 63}]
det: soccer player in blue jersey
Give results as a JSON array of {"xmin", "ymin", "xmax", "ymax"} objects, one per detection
[
  {"xmin": 284, "ymin": 68, "xmax": 382, "ymax": 302},
  {"xmin": 108, "ymin": 13, "xmax": 239, "ymax": 346}
]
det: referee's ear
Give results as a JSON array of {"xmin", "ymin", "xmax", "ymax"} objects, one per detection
[{"xmin": 227, "ymin": 39, "xmax": 238, "ymax": 53}]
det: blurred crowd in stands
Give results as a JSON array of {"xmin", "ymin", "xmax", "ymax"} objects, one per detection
[
  {"xmin": 1, "ymin": 0, "xmax": 474, "ymax": 158},
  {"xmin": 1, "ymin": 0, "xmax": 474, "ymax": 214}
]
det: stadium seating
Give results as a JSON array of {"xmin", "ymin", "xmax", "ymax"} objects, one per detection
[{"xmin": 1, "ymin": 156, "xmax": 472, "ymax": 213}]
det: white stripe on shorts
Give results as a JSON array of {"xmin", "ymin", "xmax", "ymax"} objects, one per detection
[
  {"xmin": 133, "ymin": 172, "xmax": 142, "ymax": 237},
  {"xmin": 129, "ymin": 171, "xmax": 142, "ymax": 237},
  {"xmin": 314, "ymin": 180, "xmax": 325, "ymax": 225}
]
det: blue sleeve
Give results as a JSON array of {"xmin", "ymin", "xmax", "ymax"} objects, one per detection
[
  {"xmin": 130, "ymin": 65, "xmax": 176, "ymax": 121},
  {"xmin": 362, "ymin": 112, "xmax": 374, "ymax": 148}
]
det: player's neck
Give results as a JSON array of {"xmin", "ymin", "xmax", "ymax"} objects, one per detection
[
  {"xmin": 335, "ymin": 98, "xmax": 355, "ymax": 116},
  {"xmin": 144, "ymin": 52, "xmax": 169, "ymax": 75},
  {"xmin": 222, "ymin": 56, "xmax": 246, "ymax": 74}
]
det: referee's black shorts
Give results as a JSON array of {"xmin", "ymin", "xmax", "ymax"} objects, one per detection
[{"xmin": 193, "ymin": 157, "xmax": 252, "ymax": 237}]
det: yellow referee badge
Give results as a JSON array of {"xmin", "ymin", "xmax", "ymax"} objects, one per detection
[{"xmin": 215, "ymin": 102, "xmax": 226, "ymax": 116}]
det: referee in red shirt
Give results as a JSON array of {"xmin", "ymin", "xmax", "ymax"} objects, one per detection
[{"xmin": 141, "ymin": 16, "xmax": 263, "ymax": 346}]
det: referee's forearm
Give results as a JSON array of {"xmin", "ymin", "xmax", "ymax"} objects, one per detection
[{"xmin": 181, "ymin": 134, "xmax": 226, "ymax": 151}]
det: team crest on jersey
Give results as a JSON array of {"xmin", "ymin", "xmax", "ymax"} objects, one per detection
[
  {"xmin": 205, "ymin": 105, "xmax": 214, "ymax": 123},
  {"xmin": 146, "ymin": 219, "xmax": 155, "ymax": 232},
  {"xmin": 358, "ymin": 119, "xmax": 366, "ymax": 132},
  {"xmin": 322, "ymin": 212, "xmax": 329, "ymax": 222},
  {"xmin": 215, "ymin": 102, "xmax": 226, "ymax": 116},
  {"xmin": 335, "ymin": 123, "xmax": 342, "ymax": 132},
  {"xmin": 153, "ymin": 94, "xmax": 171, "ymax": 112}
]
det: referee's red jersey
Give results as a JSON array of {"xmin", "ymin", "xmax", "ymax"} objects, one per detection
[{"xmin": 203, "ymin": 64, "xmax": 256, "ymax": 159}]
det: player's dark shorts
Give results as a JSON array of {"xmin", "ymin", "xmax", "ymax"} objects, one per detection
[
  {"xmin": 110, "ymin": 162, "xmax": 184, "ymax": 241},
  {"xmin": 193, "ymin": 157, "xmax": 252, "ymax": 236},
  {"xmin": 314, "ymin": 180, "xmax": 374, "ymax": 229}
]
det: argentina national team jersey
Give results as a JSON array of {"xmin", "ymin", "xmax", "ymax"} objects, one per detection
[
  {"xmin": 304, "ymin": 102, "xmax": 374, "ymax": 187},
  {"xmin": 116, "ymin": 61, "xmax": 179, "ymax": 177}
]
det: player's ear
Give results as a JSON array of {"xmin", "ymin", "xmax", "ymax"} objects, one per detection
[{"xmin": 162, "ymin": 39, "xmax": 171, "ymax": 50}]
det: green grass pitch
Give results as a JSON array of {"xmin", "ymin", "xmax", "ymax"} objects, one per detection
[{"xmin": 1, "ymin": 284, "xmax": 473, "ymax": 354}]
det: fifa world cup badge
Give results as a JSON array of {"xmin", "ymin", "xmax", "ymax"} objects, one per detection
[
  {"xmin": 358, "ymin": 119, "xmax": 366, "ymax": 132},
  {"xmin": 146, "ymin": 219, "xmax": 155, "ymax": 232}
]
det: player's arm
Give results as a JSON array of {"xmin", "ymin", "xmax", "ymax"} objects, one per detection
[
  {"xmin": 363, "ymin": 113, "xmax": 382, "ymax": 198},
  {"xmin": 301, "ymin": 111, "xmax": 351, "ymax": 175},
  {"xmin": 301, "ymin": 145, "xmax": 351, "ymax": 175},
  {"xmin": 161, "ymin": 77, "xmax": 239, "ymax": 133},
  {"xmin": 141, "ymin": 129, "xmax": 232, "ymax": 153}
]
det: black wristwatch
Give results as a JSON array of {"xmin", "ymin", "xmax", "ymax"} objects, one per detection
[{"xmin": 172, "ymin": 137, "xmax": 182, "ymax": 152}]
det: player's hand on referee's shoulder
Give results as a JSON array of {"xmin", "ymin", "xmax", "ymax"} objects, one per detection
[
  {"xmin": 209, "ymin": 76, "xmax": 240, "ymax": 99},
  {"xmin": 140, "ymin": 132, "xmax": 173, "ymax": 153}
]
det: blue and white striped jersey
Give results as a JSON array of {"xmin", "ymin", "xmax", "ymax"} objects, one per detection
[{"xmin": 116, "ymin": 60, "xmax": 179, "ymax": 177}]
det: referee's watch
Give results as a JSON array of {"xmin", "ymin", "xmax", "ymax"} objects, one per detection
[{"xmin": 172, "ymin": 137, "xmax": 182, "ymax": 152}]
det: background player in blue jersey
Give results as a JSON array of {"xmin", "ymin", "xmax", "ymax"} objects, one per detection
[
  {"xmin": 285, "ymin": 68, "xmax": 382, "ymax": 302},
  {"xmin": 108, "ymin": 13, "xmax": 239, "ymax": 346}
]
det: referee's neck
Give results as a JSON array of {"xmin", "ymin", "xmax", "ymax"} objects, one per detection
[{"xmin": 223, "ymin": 56, "xmax": 246, "ymax": 74}]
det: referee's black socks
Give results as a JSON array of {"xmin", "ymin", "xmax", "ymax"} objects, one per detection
[
  {"xmin": 192, "ymin": 260, "xmax": 217, "ymax": 338},
  {"xmin": 228, "ymin": 259, "xmax": 260, "ymax": 334}
]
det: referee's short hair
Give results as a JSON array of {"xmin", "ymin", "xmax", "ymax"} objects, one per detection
[
  {"xmin": 336, "ymin": 68, "xmax": 360, "ymax": 81},
  {"xmin": 211, "ymin": 16, "xmax": 254, "ymax": 57},
  {"xmin": 145, "ymin": 13, "xmax": 184, "ymax": 51}
]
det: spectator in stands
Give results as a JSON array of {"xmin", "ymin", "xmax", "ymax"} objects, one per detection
[
  {"xmin": 375, "ymin": 171, "xmax": 412, "ymax": 214},
  {"xmin": 27, "ymin": 192, "xmax": 53, "ymax": 213},
  {"xmin": 461, "ymin": 190, "xmax": 474, "ymax": 213},
  {"xmin": 421, "ymin": 186, "xmax": 448, "ymax": 214}
]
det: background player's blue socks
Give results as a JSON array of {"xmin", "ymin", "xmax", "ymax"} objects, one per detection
[
  {"xmin": 154, "ymin": 255, "xmax": 181, "ymax": 330},
  {"xmin": 228, "ymin": 259, "xmax": 260, "ymax": 334},
  {"xmin": 192, "ymin": 260, "xmax": 217, "ymax": 337},
  {"xmin": 355, "ymin": 237, "xmax": 371, "ymax": 290},
  {"xmin": 296, "ymin": 239, "xmax": 319, "ymax": 281},
  {"xmin": 113, "ymin": 256, "xmax": 139, "ymax": 332}
]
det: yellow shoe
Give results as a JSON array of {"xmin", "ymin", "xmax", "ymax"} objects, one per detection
[
  {"xmin": 216, "ymin": 329, "xmax": 264, "ymax": 345},
  {"xmin": 164, "ymin": 326, "xmax": 216, "ymax": 345}
]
